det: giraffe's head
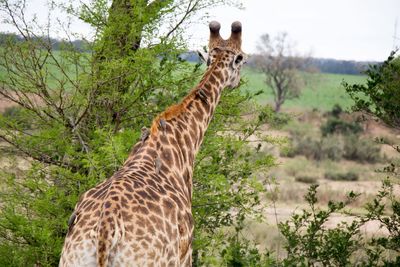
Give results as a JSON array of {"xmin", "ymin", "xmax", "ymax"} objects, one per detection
[{"xmin": 199, "ymin": 21, "xmax": 247, "ymax": 89}]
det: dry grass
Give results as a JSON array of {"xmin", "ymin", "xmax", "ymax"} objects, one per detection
[
  {"xmin": 251, "ymin": 109, "xmax": 400, "ymax": 250},
  {"xmin": 260, "ymin": 109, "xmax": 400, "ymax": 210}
]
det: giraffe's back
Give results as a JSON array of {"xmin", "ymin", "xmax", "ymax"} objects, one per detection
[{"xmin": 59, "ymin": 166, "xmax": 193, "ymax": 267}]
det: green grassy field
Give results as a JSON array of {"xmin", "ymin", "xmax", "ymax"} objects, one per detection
[
  {"xmin": 0, "ymin": 47, "xmax": 365, "ymax": 113},
  {"xmin": 241, "ymin": 67, "xmax": 366, "ymax": 111},
  {"xmin": 0, "ymin": 48, "xmax": 90, "ymax": 91}
]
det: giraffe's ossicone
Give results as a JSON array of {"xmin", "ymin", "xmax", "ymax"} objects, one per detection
[{"xmin": 59, "ymin": 21, "xmax": 246, "ymax": 267}]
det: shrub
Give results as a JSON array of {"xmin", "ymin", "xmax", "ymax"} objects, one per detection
[
  {"xmin": 289, "ymin": 133, "xmax": 382, "ymax": 163},
  {"xmin": 363, "ymin": 179, "xmax": 400, "ymax": 265},
  {"xmin": 268, "ymin": 111, "xmax": 291, "ymax": 129},
  {"xmin": 330, "ymin": 104, "xmax": 343, "ymax": 118},
  {"xmin": 283, "ymin": 157, "xmax": 310, "ymax": 177},
  {"xmin": 290, "ymin": 135, "xmax": 343, "ymax": 161},
  {"xmin": 320, "ymin": 135, "xmax": 344, "ymax": 161},
  {"xmin": 1, "ymin": 106, "xmax": 32, "ymax": 130},
  {"xmin": 292, "ymin": 136, "xmax": 321, "ymax": 160},
  {"xmin": 343, "ymin": 135, "xmax": 381, "ymax": 163},
  {"xmin": 321, "ymin": 117, "xmax": 363, "ymax": 136},
  {"xmin": 344, "ymin": 51, "xmax": 400, "ymax": 129},
  {"xmin": 325, "ymin": 171, "xmax": 359, "ymax": 181},
  {"xmin": 284, "ymin": 120, "xmax": 314, "ymax": 138},
  {"xmin": 279, "ymin": 181, "xmax": 400, "ymax": 266},
  {"xmin": 280, "ymin": 145, "xmax": 296, "ymax": 158},
  {"xmin": 290, "ymin": 133, "xmax": 382, "ymax": 164},
  {"xmin": 295, "ymin": 175, "xmax": 318, "ymax": 184},
  {"xmin": 279, "ymin": 185, "xmax": 361, "ymax": 266}
]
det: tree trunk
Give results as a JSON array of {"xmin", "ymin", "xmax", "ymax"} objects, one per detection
[{"xmin": 274, "ymin": 101, "xmax": 282, "ymax": 112}]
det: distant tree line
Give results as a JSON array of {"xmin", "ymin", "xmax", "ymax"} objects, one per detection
[
  {"xmin": 1, "ymin": 32, "xmax": 377, "ymax": 75},
  {"xmin": 0, "ymin": 32, "xmax": 89, "ymax": 51},
  {"xmin": 182, "ymin": 50, "xmax": 379, "ymax": 75},
  {"xmin": 306, "ymin": 57, "xmax": 377, "ymax": 75}
]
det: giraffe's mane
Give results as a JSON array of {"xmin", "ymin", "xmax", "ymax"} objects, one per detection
[{"xmin": 150, "ymin": 54, "xmax": 222, "ymax": 136}]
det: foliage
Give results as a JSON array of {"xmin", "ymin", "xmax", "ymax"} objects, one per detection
[
  {"xmin": 295, "ymin": 175, "xmax": 318, "ymax": 184},
  {"xmin": 321, "ymin": 117, "xmax": 363, "ymax": 136},
  {"xmin": 0, "ymin": 0, "xmax": 276, "ymax": 265},
  {"xmin": 288, "ymin": 120, "xmax": 380, "ymax": 163},
  {"xmin": 1, "ymin": 106, "xmax": 32, "ymax": 130},
  {"xmin": 321, "ymin": 104, "xmax": 363, "ymax": 137},
  {"xmin": 329, "ymin": 103, "xmax": 343, "ymax": 118},
  {"xmin": 219, "ymin": 212, "xmax": 277, "ymax": 267},
  {"xmin": 0, "ymin": 165, "xmax": 89, "ymax": 267},
  {"xmin": 0, "ymin": 32, "xmax": 89, "ymax": 51},
  {"xmin": 344, "ymin": 50, "xmax": 400, "ymax": 178},
  {"xmin": 362, "ymin": 179, "xmax": 400, "ymax": 265},
  {"xmin": 279, "ymin": 181, "xmax": 400, "ymax": 266},
  {"xmin": 285, "ymin": 135, "xmax": 382, "ymax": 163},
  {"xmin": 289, "ymin": 135, "xmax": 344, "ymax": 162},
  {"xmin": 305, "ymin": 57, "xmax": 370, "ymax": 75},
  {"xmin": 267, "ymin": 111, "xmax": 291, "ymax": 129},
  {"xmin": 344, "ymin": 51, "xmax": 400, "ymax": 130},
  {"xmin": 279, "ymin": 185, "xmax": 362, "ymax": 266},
  {"xmin": 343, "ymin": 134, "xmax": 381, "ymax": 163},
  {"xmin": 324, "ymin": 171, "xmax": 359, "ymax": 181},
  {"xmin": 205, "ymin": 179, "xmax": 400, "ymax": 266}
]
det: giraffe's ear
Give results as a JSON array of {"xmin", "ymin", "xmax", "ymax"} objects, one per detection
[{"xmin": 197, "ymin": 50, "xmax": 210, "ymax": 66}]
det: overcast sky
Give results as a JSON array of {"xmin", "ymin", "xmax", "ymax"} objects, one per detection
[
  {"xmin": 1, "ymin": 0, "xmax": 399, "ymax": 61},
  {"xmin": 192, "ymin": 0, "xmax": 400, "ymax": 61}
]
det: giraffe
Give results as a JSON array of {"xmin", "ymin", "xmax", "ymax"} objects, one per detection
[{"xmin": 59, "ymin": 20, "xmax": 246, "ymax": 267}]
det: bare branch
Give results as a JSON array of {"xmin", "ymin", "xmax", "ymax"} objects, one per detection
[{"xmin": 255, "ymin": 32, "xmax": 306, "ymax": 112}]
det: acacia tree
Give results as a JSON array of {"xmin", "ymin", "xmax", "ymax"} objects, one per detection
[
  {"xmin": 344, "ymin": 51, "xmax": 400, "ymax": 178},
  {"xmin": 344, "ymin": 51, "xmax": 400, "ymax": 131},
  {"xmin": 0, "ymin": 0, "xmax": 275, "ymax": 265},
  {"xmin": 256, "ymin": 33, "xmax": 305, "ymax": 112},
  {"xmin": 344, "ymin": 54, "xmax": 400, "ymax": 263}
]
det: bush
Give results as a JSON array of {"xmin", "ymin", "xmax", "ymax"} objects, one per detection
[
  {"xmin": 292, "ymin": 136, "xmax": 321, "ymax": 160},
  {"xmin": 279, "ymin": 185, "xmax": 361, "ymax": 266},
  {"xmin": 330, "ymin": 104, "xmax": 343, "ymax": 118},
  {"xmin": 289, "ymin": 133, "xmax": 381, "ymax": 164},
  {"xmin": 268, "ymin": 111, "xmax": 291, "ymax": 129},
  {"xmin": 279, "ymin": 181, "xmax": 400, "ymax": 266},
  {"xmin": 320, "ymin": 135, "xmax": 344, "ymax": 161},
  {"xmin": 1, "ymin": 106, "xmax": 32, "ymax": 130},
  {"xmin": 325, "ymin": 171, "xmax": 359, "ymax": 181},
  {"xmin": 344, "ymin": 51, "xmax": 400, "ymax": 129},
  {"xmin": 343, "ymin": 135, "xmax": 381, "ymax": 163},
  {"xmin": 321, "ymin": 117, "xmax": 363, "ymax": 136},
  {"xmin": 290, "ymin": 135, "xmax": 343, "ymax": 161},
  {"xmin": 295, "ymin": 175, "xmax": 318, "ymax": 184},
  {"xmin": 280, "ymin": 145, "xmax": 296, "ymax": 158}
]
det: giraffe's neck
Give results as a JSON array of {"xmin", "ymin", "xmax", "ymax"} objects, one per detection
[
  {"xmin": 185, "ymin": 60, "xmax": 228, "ymax": 152},
  {"xmin": 165, "ymin": 61, "xmax": 227, "ymax": 198},
  {"xmin": 125, "ymin": 59, "xmax": 228, "ymax": 203}
]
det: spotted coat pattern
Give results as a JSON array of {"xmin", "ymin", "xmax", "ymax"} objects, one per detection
[{"xmin": 59, "ymin": 21, "xmax": 246, "ymax": 267}]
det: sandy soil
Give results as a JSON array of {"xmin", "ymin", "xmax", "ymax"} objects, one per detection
[{"xmin": 0, "ymin": 96, "xmax": 17, "ymax": 113}]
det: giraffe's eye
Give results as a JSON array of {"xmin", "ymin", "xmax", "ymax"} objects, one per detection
[{"xmin": 234, "ymin": 54, "xmax": 244, "ymax": 65}]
